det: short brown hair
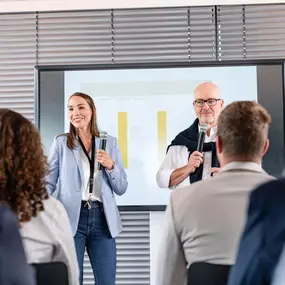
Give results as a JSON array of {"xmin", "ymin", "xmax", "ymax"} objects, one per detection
[
  {"xmin": 0, "ymin": 109, "xmax": 48, "ymax": 224},
  {"xmin": 67, "ymin": 92, "xmax": 100, "ymax": 149},
  {"xmin": 217, "ymin": 101, "xmax": 271, "ymax": 159}
]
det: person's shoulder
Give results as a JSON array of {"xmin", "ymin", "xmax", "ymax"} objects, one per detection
[
  {"xmin": 170, "ymin": 175, "xmax": 224, "ymax": 207},
  {"xmin": 252, "ymin": 177, "xmax": 284, "ymax": 197},
  {"xmin": 43, "ymin": 197, "xmax": 67, "ymax": 219},
  {"xmin": 53, "ymin": 133, "xmax": 69, "ymax": 147},
  {"xmin": 39, "ymin": 198, "xmax": 70, "ymax": 234},
  {"xmin": 44, "ymin": 196, "xmax": 63, "ymax": 208},
  {"xmin": 248, "ymin": 177, "xmax": 285, "ymax": 215},
  {"xmin": 55, "ymin": 133, "xmax": 68, "ymax": 141},
  {"xmin": 243, "ymin": 171, "xmax": 276, "ymax": 192},
  {"xmin": 0, "ymin": 204, "xmax": 11, "ymax": 216},
  {"xmin": 107, "ymin": 134, "xmax": 115, "ymax": 140},
  {"xmin": 167, "ymin": 145, "xmax": 188, "ymax": 154},
  {"xmin": 0, "ymin": 204, "xmax": 17, "ymax": 226},
  {"xmin": 106, "ymin": 134, "xmax": 118, "ymax": 147},
  {"xmin": 169, "ymin": 181, "xmax": 208, "ymax": 226},
  {"xmin": 170, "ymin": 179, "xmax": 204, "ymax": 207}
]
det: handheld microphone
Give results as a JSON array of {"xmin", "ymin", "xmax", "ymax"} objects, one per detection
[
  {"xmin": 98, "ymin": 131, "xmax": 107, "ymax": 170},
  {"xmin": 197, "ymin": 123, "xmax": 208, "ymax": 153}
]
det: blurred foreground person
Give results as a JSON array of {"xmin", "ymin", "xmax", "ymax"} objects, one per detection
[
  {"xmin": 156, "ymin": 101, "xmax": 274, "ymax": 285},
  {"xmin": 0, "ymin": 109, "xmax": 79, "ymax": 285},
  {"xmin": 228, "ymin": 178, "xmax": 285, "ymax": 285}
]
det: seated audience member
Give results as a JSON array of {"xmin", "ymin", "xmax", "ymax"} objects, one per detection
[
  {"xmin": 0, "ymin": 204, "xmax": 35, "ymax": 285},
  {"xmin": 228, "ymin": 178, "xmax": 285, "ymax": 285},
  {"xmin": 156, "ymin": 101, "xmax": 275, "ymax": 285},
  {"xmin": 0, "ymin": 109, "xmax": 79, "ymax": 285}
]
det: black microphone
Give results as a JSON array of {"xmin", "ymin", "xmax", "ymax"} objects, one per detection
[
  {"xmin": 98, "ymin": 131, "xmax": 107, "ymax": 170},
  {"xmin": 197, "ymin": 123, "xmax": 208, "ymax": 153}
]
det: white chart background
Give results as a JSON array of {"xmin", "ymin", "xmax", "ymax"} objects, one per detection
[{"xmin": 65, "ymin": 66, "xmax": 258, "ymax": 206}]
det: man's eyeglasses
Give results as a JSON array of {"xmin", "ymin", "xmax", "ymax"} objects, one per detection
[{"xmin": 193, "ymin": 98, "xmax": 221, "ymax": 107}]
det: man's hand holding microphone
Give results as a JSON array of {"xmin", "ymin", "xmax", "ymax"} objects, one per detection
[
  {"xmin": 188, "ymin": 151, "xmax": 203, "ymax": 173},
  {"xmin": 189, "ymin": 123, "xmax": 220, "ymax": 176}
]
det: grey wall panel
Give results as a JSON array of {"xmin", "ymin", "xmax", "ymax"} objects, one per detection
[
  {"xmin": 39, "ymin": 70, "xmax": 64, "ymax": 152},
  {"xmin": 0, "ymin": 13, "xmax": 36, "ymax": 120},
  {"xmin": 257, "ymin": 65, "xmax": 285, "ymax": 177}
]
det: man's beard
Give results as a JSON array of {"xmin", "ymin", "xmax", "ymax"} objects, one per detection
[{"xmin": 200, "ymin": 113, "xmax": 214, "ymax": 124}]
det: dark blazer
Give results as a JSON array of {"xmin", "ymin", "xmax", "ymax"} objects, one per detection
[
  {"xmin": 228, "ymin": 178, "xmax": 285, "ymax": 285},
  {"xmin": 0, "ymin": 204, "xmax": 35, "ymax": 285}
]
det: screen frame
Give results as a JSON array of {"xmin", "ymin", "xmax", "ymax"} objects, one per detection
[{"xmin": 35, "ymin": 60, "xmax": 285, "ymax": 211}]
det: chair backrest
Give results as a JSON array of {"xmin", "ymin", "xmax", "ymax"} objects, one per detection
[
  {"xmin": 188, "ymin": 262, "xmax": 231, "ymax": 285},
  {"xmin": 31, "ymin": 262, "xmax": 69, "ymax": 285}
]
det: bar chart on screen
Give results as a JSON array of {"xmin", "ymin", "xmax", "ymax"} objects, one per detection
[{"xmin": 116, "ymin": 110, "xmax": 167, "ymax": 169}]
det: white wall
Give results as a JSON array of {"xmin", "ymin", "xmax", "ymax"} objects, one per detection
[{"xmin": 1, "ymin": 0, "xmax": 285, "ymax": 13}]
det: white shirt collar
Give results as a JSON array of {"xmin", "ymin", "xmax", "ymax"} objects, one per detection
[
  {"xmin": 220, "ymin": 161, "xmax": 265, "ymax": 174},
  {"xmin": 198, "ymin": 124, "xmax": 218, "ymax": 138}
]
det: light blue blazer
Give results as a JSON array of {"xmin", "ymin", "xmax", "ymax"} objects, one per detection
[{"xmin": 46, "ymin": 134, "xmax": 128, "ymax": 238}]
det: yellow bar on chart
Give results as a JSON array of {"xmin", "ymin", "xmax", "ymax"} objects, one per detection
[
  {"xmin": 157, "ymin": 111, "xmax": 167, "ymax": 164},
  {"xmin": 118, "ymin": 112, "xmax": 128, "ymax": 168}
]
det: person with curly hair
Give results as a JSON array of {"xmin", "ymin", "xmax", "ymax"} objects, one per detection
[
  {"xmin": 0, "ymin": 109, "xmax": 79, "ymax": 285},
  {"xmin": 46, "ymin": 92, "xmax": 128, "ymax": 285}
]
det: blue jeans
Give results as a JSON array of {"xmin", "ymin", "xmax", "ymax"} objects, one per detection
[{"xmin": 74, "ymin": 201, "xmax": 116, "ymax": 285}]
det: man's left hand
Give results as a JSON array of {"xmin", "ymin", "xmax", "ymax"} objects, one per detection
[{"xmin": 211, "ymin": 167, "xmax": 220, "ymax": 176}]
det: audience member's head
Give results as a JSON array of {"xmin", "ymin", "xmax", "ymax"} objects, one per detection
[
  {"xmin": 193, "ymin": 82, "xmax": 224, "ymax": 127},
  {"xmin": 217, "ymin": 101, "xmax": 271, "ymax": 167},
  {"xmin": 0, "ymin": 109, "xmax": 48, "ymax": 223}
]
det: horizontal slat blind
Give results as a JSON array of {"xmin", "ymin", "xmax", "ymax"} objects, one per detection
[
  {"xmin": 83, "ymin": 212, "xmax": 150, "ymax": 285},
  {"xmin": 112, "ymin": 8, "xmax": 189, "ymax": 63},
  {"xmin": 188, "ymin": 6, "xmax": 216, "ymax": 61},
  {"xmin": 245, "ymin": 4, "xmax": 285, "ymax": 59},
  {"xmin": 218, "ymin": 5, "xmax": 246, "ymax": 60},
  {"xmin": 112, "ymin": 6, "xmax": 216, "ymax": 63},
  {"xmin": 0, "ymin": 13, "xmax": 36, "ymax": 120},
  {"xmin": 37, "ymin": 11, "xmax": 112, "ymax": 65},
  {"xmin": 2, "ymin": 4, "xmax": 285, "ymax": 124},
  {"xmin": 218, "ymin": 4, "xmax": 285, "ymax": 60}
]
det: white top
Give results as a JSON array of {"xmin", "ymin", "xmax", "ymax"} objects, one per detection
[
  {"xmin": 20, "ymin": 196, "xmax": 79, "ymax": 285},
  {"xmin": 156, "ymin": 125, "xmax": 217, "ymax": 189},
  {"xmin": 80, "ymin": 147, "xmax": 102, "ymax": 202}
]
